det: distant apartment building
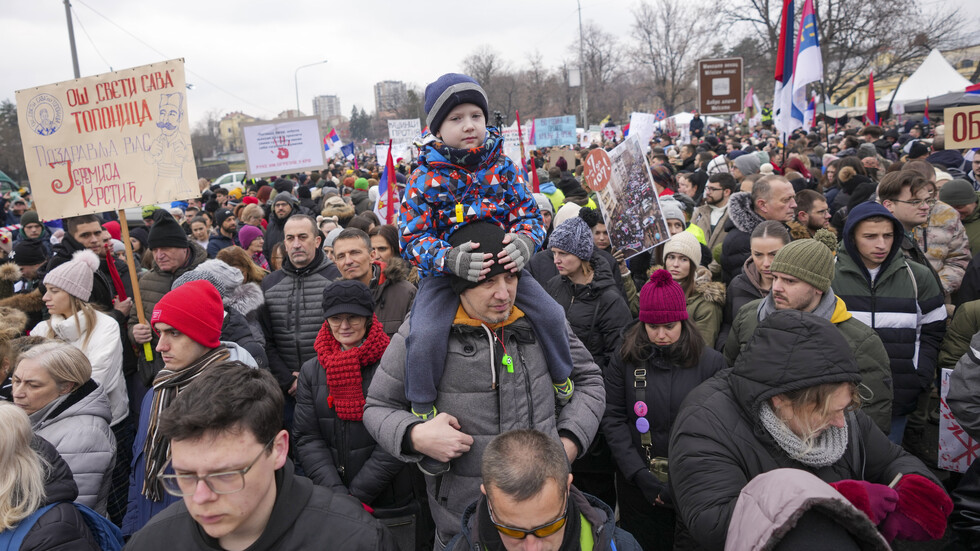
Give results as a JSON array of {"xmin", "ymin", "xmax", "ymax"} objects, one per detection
[
  {"xmin": 374, "ymin": 80, "xmax": 407, "ymax": 115},
  {"xmin": 218, "ymin": 111, "xmax": 257, "ymax": 152},
  {"xmin": 313, "ymin": 95, "xmax": 342, "ymax": 122}
]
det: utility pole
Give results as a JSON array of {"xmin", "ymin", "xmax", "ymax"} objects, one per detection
[
  {"xmin": 64, "ymin": 0, "xmax": 80, "ymax": 78},
  {"xmin": 578, "ymin": 0, "xmax": 588, "ymax": 129}
]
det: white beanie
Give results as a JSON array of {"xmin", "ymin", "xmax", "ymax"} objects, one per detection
[{"xmin": 43, "ymin": 249, "xmax": 100, "ymax": 302}]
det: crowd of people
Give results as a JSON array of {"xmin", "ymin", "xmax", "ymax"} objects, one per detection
[{"xmin": 1, "ymin": 70, "xmax": 979, "ymax": 550}]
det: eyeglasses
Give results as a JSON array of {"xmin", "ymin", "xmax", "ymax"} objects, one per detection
[
  {"xmin": 158, "ymin": 437, "xmax": 274, "ymax": 496},
  {"xmin": 327, "ymin": 314, "xmax": 366, "ymax": 327},
  {"xmin": 486, "ymin": 493, "xmax": 568, "ymax": 540},
  {"xmin": 890, "ymin": 198, "xmax": 936, "ymax": 208},
  {"xmin": 705, "ymin": 186, "xmax": 724, "ymax": 193}
]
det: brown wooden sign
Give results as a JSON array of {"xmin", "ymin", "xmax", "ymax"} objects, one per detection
[{"xmin": 698, "ymin": 57, "xmax": 743, "ymax": 116}]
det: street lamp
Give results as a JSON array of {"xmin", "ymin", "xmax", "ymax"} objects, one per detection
[{"xmin": 294, "ymin": 60, "xmax": 328, "ymax": 115}]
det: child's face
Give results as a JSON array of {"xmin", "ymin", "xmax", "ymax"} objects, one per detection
[{"xmin": 437, "ymin": 103, "xmax": 486, "ymax": 149}]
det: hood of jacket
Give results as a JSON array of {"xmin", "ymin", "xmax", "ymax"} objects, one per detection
[
  {"xmin": 841, "ymin": 201, "xmax": 904, "ymax": 283},
  {"xmin": 31, "ymin": 379, "xmax": 113, "ymax": 431},
  {"xmin": 726, "ymin": 192, "xmax": 765, "ymax": 234},
  {"xmin": 728, "ymin": 310, "xmax": 861, "ymax": 420},
  {"xmin": 320, "ymin": 201, "xmax": 355, "ymax": 221},
  {"xmin": 380, "ymin": 257, "xmax": 412, "ymax": 285},
  {"xmin": 694, "ymin": 265, "xmax": 725, "ymax": 305},
  {"xmin": 539, "ymin": 180, "xmax": 559, "ymax": 195},
  {"xmin": 225, "ymin": 281, "xmax": 264, "ymax": 316},
  {"xmin": 926, "ymin": 149, "xmax": 965, "ymax": 170}
]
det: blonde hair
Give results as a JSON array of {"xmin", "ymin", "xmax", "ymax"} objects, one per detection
[
  {"xmin": 779, "ymin": 382, "xmax": 860, "ymax": 450},
  {"xmin": 0, "ymin": 403, "xmax": 47, "ymax": 530},
  {"xmin": 43, "ymin": 292, "xmax": 99, "ymax": 350},
  {"xmin": 241, "ymin": 204, "xmax": 263, "ymax": 225},
  {"xmin": 17, "ymin": 341, "xmax": 92, "ymax": 390}
]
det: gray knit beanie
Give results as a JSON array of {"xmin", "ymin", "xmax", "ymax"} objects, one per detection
[
  {"xmin": 769, "ymin": 239, "xmax": 834, "ymax": 292},
  {"xmin": 734, "ymin": 154, "xmax": 761, "ymax": 176},
  {"xmin": 549, "ymin": 217, "xmax": 594, "ymax": 260},
  {"xmin": 43, "ymin": 249, "xmax": 100, "ymax": 302},
  {"xmin": 659, "ymin": 198, "xmax": 686, "ymax": 224}
]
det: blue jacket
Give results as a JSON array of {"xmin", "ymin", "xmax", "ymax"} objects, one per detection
[{"xmin": 399, "ymin": 129, "xmax": 545, "ymax": 277}]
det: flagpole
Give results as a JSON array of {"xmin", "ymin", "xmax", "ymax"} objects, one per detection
[{"xmin": 820, "ymin": 81, "xmax": 829, "ymax": 147}]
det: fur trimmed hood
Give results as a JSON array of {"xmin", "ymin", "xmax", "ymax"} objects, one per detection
[
  {"xmin": 0, "ymin": 262, "xmax": 22, "ymax": 282},
  {"xmin": 225, "ymin": 281, "xmax": 264, "ymax": 316},
  {"xmin": 0, "ymin": 305, "xmax": 28, "ymax": 338},
  {"xmin": 727, "ymin": 192, "xmax": 765, "ymax": 234},
  {"xmin": 694, "ymin": 265, "xmax": 726, "ymax": 305},
  {"xmin": 321, "ymin": 202, "xmax": 355, "ymax": 221},
  {"xmin": 0, "ymin": 288, "xmax": 44, "ymax": 313},
  {"xmin": 381, "ymin": 257, "xmax": 412, "ymax": 284}
]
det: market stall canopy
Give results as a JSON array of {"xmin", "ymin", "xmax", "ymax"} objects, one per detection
[
  {"xmin": 876, "ymin": 49, "xmax": 973, "ymax": 110},
  {"xmin": 902, "ymin": 90, "xmax": 980, "ymax": 112}
]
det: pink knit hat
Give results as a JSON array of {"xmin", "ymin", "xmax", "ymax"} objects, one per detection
[{"xmin": 639, "ymin": 269, "xmax": 688, "ymax": 325}]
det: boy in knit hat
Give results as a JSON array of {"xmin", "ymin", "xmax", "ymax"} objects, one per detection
[{"xmin": 399, "ymin": 74, "xmax": 574, "ymax": 438}]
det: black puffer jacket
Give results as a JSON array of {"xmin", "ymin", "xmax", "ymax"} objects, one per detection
[
  {"xmin": 602, "ymin": 331, "xmax": 725, "ymax": 506},
  {"xmin": 260, "ymin": 250, "xmax": 341, "ymax": 389},
  {"xmin": 222, "ymin": 307, "xmax": 268, "ymax": 371},
  {"xmin": 17, "ymin": 436, "xmax": 100, "ymax": 551},
  {"xmin": 544, "ymin": 256, "xmax": 632, "ymax": 370},
  {"xmin": 669, "ymin": 310, "xmax": 941, "ymax": 551},
  {"xmin": 294, "ymin": 353, "xmax": 416, "ymax": 509},
  {"xmin": 530, "ymin": 249, "xmax": 626, "ymax": 306},
  {"xmin": 720, "ymin": 192, "xmax": 767, "ymax": 283}
]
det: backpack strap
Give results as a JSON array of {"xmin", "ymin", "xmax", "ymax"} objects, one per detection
[
  {"xmin": 0, "ymin": 503, "xmax": 58, "ymax": 551},
  {"xmin": 73, "ymin": 503, "xmax": 125, "ymax": 551}
]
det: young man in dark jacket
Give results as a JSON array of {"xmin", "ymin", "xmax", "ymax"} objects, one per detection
[{"xmin": 124, "ymin": 363, "xmax": 396, "ymax": 551}]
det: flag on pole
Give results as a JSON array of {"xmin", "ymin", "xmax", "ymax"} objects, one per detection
[
  {"xmin": 374, "ymin": 140, "xmax": 399, "ymax": 225},
  {"xmin": 773, "ymin": 0, "xmax": 801, "ymax": 140},
  {"xmin": 792, "ymin": 0, "xmax": 822, "ymax": 126},
  {"xmin": 923, "ymin": 97, "xmax": 931, "ymax": 125},
  {"xmin": 744, "ymin": 87, "xmax": 755, "ymax": 117},
  {"xmin": 967, "ymin": 83, "xmax": 980, "ymax": 94},
  {"xmin": 323, "ymin": 128, "xmax": 342, "ymax": 156},
  {"xmin": 865, "ymin": 71, "xmax": 878, "ymax": 125},
  {"xmin": 515, "ymin": 110, "xmax": 535, "ymax": 192},
  {"xmin": 803, "ymin": 94, "xmax": 817, "ymax": 130},
  {"xmin": 623, "ymin": 123, "xmax": 631, "ymax": 137}
]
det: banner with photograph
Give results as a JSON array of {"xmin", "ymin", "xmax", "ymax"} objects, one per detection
[{"xmin": 16, "ymin": 59, "xmax": 198, "ymax": 220}]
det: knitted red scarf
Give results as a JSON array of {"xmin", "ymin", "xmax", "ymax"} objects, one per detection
[{"xmin": 313, "ymin": 314, "xmax": 389, "ymax": 421}]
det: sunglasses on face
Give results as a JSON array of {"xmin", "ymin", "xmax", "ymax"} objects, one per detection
[{"xmin": 486, "ymin": 493, "xmax": 568, "ymax": 540}]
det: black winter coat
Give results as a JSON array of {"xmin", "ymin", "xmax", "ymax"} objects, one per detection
[
  {"xmin": 16, "ymin": 436, "xmax": 100, "ymax": 551},
  {"xmin": 602, "ymin": 335, "xmax": 724, "ymax": 506},
  {"xmin": 544, "ymin": 257, "xmax": 632, "ymax": 370},
  {"xmin": 294, "ymin": 355, "xmax": 416, "ymax": 509},
  {"xmin": 222, "ymin": 307, "xmax": 268, "ymax": 371},
  {"xmin": 669, "ymin": 311, "xmax": 941, "ymax": 551},
  {"xmin": 529, "ymin": 248, "xmax": 625, "ymax": 302}
]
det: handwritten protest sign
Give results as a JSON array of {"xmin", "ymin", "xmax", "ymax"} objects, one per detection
[
  {"xmin": 16, "ymin": 59, "xmax": 198, "ymax": 220},
  {"xmin": 502, "ymin": 122, "xmax": 533, "ymax": 162},
  {"xmin": 387, "ymin": 119, "xmax": 421, "ymax": 161},
  {"xmin": 591, "ymin": 135, "xmax": 669, "ymax": 259},
  {"xmin": 241, "ymin": 116, "xmax": 326, "ymax": 179},
  {"xmin": 939, "ymin": 368, "xmax": 980, "ymax": 473},
  {"xmin": 535, "ymin": 116, "xmax": 577, "ymax": 147},
  {"xmin": 375, "ymin": 143, "xmax": 413, "ymax": 166}
]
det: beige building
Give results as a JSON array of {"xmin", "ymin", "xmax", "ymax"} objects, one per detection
[{"xmin": 219, "ymin": 111, "xmax": 257, "ymax": 153}]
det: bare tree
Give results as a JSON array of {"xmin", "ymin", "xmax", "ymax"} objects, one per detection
[
  {"xmin": 571, "ymin": 22, "xmax": 628, "ymax": 123},
  {"xmin": 190, "ymin": 108, "xmax": 222, "ymax": 161},
  {"xmin": 632, "ymin": 0, "xmax": 720, "ymax": 114},
  {"xmin": 0, "ymin": 99, "xmax": 26, "ymax": 185}
]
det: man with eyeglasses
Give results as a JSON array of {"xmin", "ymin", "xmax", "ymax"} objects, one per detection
[
  {"xmin": 447, "ymin": 429, "xmax": 640, "ymax": 551},
  {"xmin": 124, "ymin": 362, "xmax": 397, "ymax": 551},
  {"xmin": 690, "ymin": 173, "xmax": 736, "ymax": 277},
  {"xmin": 833, "ymin": 198, "xmax": 946, "ymax": 445}
]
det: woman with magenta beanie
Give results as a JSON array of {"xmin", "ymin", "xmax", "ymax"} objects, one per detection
[{"xmin": 238, "ymin": 225, "xmax": 268, "ymax": 270}]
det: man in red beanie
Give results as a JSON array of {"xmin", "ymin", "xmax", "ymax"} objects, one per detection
[{"xmin": 123, "ymin": 280, "xmax": 258, "ymax": 537}]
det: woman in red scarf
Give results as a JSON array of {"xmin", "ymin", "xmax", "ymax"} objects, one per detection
[{"xmin": 293, "ymin": 280, "xmax": 430, "ymax": 548}]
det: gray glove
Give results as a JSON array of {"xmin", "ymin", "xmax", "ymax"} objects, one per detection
[
  {"xmin": 445, "ymin": 242, "xmax": 486, "ymax": 282},
  {"xmin": 501, "ymin": 233, "xmax": 534, "ymax": 272}
]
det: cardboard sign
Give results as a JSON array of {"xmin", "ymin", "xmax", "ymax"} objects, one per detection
[
  {"xmin": 594, "ymin": 135, "xmax": 670, "ymax": 259},
  {"xmin": 502, "ymin": 122, "xmax": 534, "ymax": 162},
  {"xmin": 535, "ymin": 116, "xmax": 577, "ymax": 147},
  {"xmin": 387, "ymin": 119, "xmax": 421, "ymax": 161},
  {"xmin": 945, "ymin": 105, "xmax": 980, "ymax": 149},
  {"xmin": 698, "ymin": 57, "xmax": 743, "ymax": 115},
  {"xmin": 241, "ymin": 116, "xmax": 326, "ymax": 179},
  {"xmin": 16, "ymin": 59, "xmax": 198, "ymax": 220},
  {"xmin": 939, "ymin": 368, "xmax": 980, "ymax": 473}
]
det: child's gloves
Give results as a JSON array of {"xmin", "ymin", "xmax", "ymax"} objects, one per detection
[
  {"xmin": 879, "ymin": 474, "xmax": 953, "ymax": 542},
  {"xmin": 446, "ymin": 241, "xmax": 490, "ymax": 282},
  {"xmin": 500, "ymin": 233, "xmax": 534, "ymax": 273},
  {"xmin": 828, "ymin": 479, "xmax": 898, "ymax": 524}
]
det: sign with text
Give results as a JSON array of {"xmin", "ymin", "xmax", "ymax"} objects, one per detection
[
  {"xmin": 939, "ymin": 368, "xmax": 980, "ymax": 473},
  {"xmin": 698, "ymin": 57, "xmax": 743, "ymax": 116},
  {"xmin": 535, "ymin": 116, "xmax": 577, "ymax": 147},
  {"xmin": 595, "ymin": 135, "xmax": 670, "ymax": 260},
  {"xmin": 945, "ymin": 105, "xmax": 980, "ymax": 149},
  {"xmin": 387, "ymin": 119, "xmax": 421, "ymax": 161},
  {"xmin": 584, "ymin": 149, "xmax": 612, "ymax": 191},
  {"xmin": 375, "ymin": 143, "xmax": 413, "ymax": 166},
  {"xmin": 628, "ymin": 112, "xmax": 658, "ymax": 151},
  {"xmin": 16, "ymin": 59, "xmax": 198, "ymax": 220},
  {"xmin": 502, "ymin": 122, "xmax": 534, "ymax": 162},
  {"xmin": 241, "ymin": 116, "xmax": 326, "ymax": 179}
]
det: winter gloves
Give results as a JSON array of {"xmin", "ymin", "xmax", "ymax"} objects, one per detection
[
  {"xmin": 445, "ymin": 241, "xmax": 489, "ymax": 282},
  {"xmin": 501, "ymin": 233, "xmax": 534, "ymax": 273},
  {"xmin": 445, "ymin": 233, "xmax": 534, "ymax": 281},
  {"xmin": 830, "ymin": 475, "xmax": 952, "ymax": 542}
]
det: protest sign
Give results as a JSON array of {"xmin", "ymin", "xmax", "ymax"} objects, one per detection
[
  {"xmin": 375, "ymin": 143, "xmax": 412, "ymax": 166},
  {"xmin": 502, "ymin": 122, "xmax": 534, "ymax": 162},
  {"xmin": 628, "ymin": 112, "xmax": 658, "ymax": 151},
  {"xmin": 387, "ymin": 119, "xmax": 421, "ymax": 161},
  {"xmin": 939, "ymin": 368, "xmax": 980, "ymax": 473},
  {"xmin": 602, "ymin": 125, "xmax": 622, "ymax": 142},
  {"xmin": 945, "ymin": 105, "xmax": 980, "ymax": 149},
  {"xmin": 241, "ymin": 116, "xmax": 326, "ymax": 179},
  {"xmin": 535, "ymin": 116, "xmax": 577, "ymax": 147},
  {"xmin": 591, "ymin": 135, "xmax": 669, "ymax": 259},
  {"xmin": 16, "ymin": 59, "xmax": 198, "ymax": 221},
  {"xmin": 584, "ymin": 149, "xmax": 612, "ymax": 191}
]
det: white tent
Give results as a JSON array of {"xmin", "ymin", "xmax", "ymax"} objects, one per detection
[
  {"xmin": 654, "ymin": 111, "xmax": 726, "ymax": 129},
  {"xmin": 876, "ymin": 49, "xmax": 972, "ymax": 110}
]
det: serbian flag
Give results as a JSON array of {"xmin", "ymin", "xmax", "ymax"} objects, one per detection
[
  {"xmin": 792, "ymin": 0, "xmax": 822, "ymax": 126},
  {"xmin": 923, "ymin": 97, "xmax": 931, "ymax": 125},
  {"xmin": 803, "ymin": 95, "xmax": 817, "ymax": 130},
  {"xmin": 967, "ymin": 83, "xmax": 980, "ymax": 94},
  {"xmin": 773, "ymin": 0, "xmax": 801, "ymax": 139},
  {"xmin": 323, "ymin": 128, "xmax": 342, "ymax": 155},
  {"xmin": 623, "ymin": 123, "xmax": 631, "ymax": 137},
  {"xmin": 866, "ymin": 71, "xmax": 878, "ymax": 125},
  {"xmin": 373, "ymin": 140, "xmax": 399, "ymax": 225}
]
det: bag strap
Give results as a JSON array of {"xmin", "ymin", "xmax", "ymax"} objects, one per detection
[
  {"xmin": 0, "ymin": 503, "xmax": 58, "ymax": 551},
  {"xmin": 634, "ymin": 368, "xmax": 652, "ymax": 452}
]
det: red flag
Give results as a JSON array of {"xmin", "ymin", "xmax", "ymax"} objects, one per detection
[
  {"xmin": 530, "ymin": 159, "xmax": 540, "ymax": 193},
  {"xmin": 865, "ymin": 71, "xmax": 878, "ymax": 125},
  {"xmin": 384, "ymin": 140, "xmax": 396, "ymax": 224},
  {"xmin": 515, "ymin": 110, "xmax": 537, "ymax": 192}
]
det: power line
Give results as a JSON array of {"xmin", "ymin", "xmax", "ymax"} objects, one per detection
[
  {"xmin": 71, "ymin": 8, "xmax": 113, "ymax": 72},
  {"xmin": 72, "ymin": 0, "xmax": 277, "ymax": 117}
]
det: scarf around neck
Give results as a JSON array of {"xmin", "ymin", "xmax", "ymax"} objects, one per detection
[
  {"xmin": 142, "ymin": 345, "xmax": 230, "ymax": 501},
  {"xmin": 426, "ymin": 128, "xmax": 502, "ymax": 172},
  {"xmin": 758, "ymin": 402, "xmax": 848, "ymax": 468},
  {"xmin": 313, "ymin": 314, "xmax": 389, "ymax": 421}
]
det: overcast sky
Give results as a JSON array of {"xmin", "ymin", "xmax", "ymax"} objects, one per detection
[{"xmin": 2, "ymin": 0, "xmax": 972, "ymax": 128}]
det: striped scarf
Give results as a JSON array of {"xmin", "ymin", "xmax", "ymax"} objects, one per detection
[{"xmin": 141, "ymin": 345, "xmax": 230, "ymax": 501}]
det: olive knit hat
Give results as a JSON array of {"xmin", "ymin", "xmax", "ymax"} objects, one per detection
[{"xmin": 769, "ymin": 238, "xmax": 835, "ymax": 292}]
